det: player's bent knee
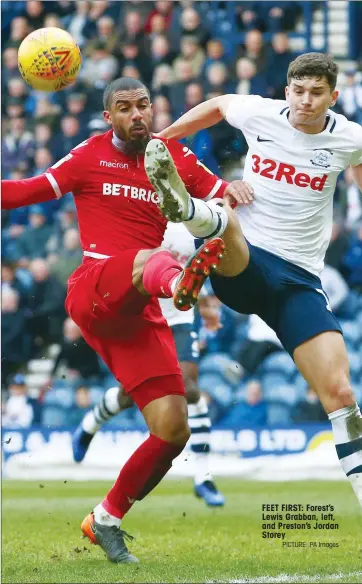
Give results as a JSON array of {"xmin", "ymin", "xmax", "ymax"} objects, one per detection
[
  {"xmin": 321, "ymin": 375, "xmax": 355, "ymax": 412},
  {"xmin": 165, "ymin": 420, "xmax": 191, "ymax": 446}
]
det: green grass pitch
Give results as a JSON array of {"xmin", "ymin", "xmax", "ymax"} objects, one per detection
[{"xmin": 2, "ymin": 479, "xmax": 361, "ymax": 583}]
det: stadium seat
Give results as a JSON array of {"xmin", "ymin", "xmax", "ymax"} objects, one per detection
[
  {"xmin": 260, "ymin": 352, "xmax": 297, "ymax": 378},
  {"xmin": 348, "ymin": 352, "xmax": 362, "ymax": 378},
  {"xmin": 264, "ymin": 383, "xmax": 299, "ymax": 407},
  {"xmin": 339, "ymin": 320, "xmax": 361, "ymax": 348},
  {"xmin": 292, "ymin": 373, "xmax": 309, "ymax": 400},
  {"xmin": 42, "ymin": 406, "xmax": 68, "ymax": 427},
  {"xmin": 199, "ymin": 353, "xmax": 242, "ymax": 386},
  {"xmin": 198, "ymin": 373, "xmax": 234, "ymax": 410},
  {"xmin": 261, "ymin": 371, "xmax": 290, "ymax": 391}
]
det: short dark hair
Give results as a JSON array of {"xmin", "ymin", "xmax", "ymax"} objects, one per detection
[
  {"xmin": 287, "ymin": 52, "xmax": 339, "ymax": 91},
  {"xmin": 103, "ymin": 77, "xmax": 150, "ymax": 110}
]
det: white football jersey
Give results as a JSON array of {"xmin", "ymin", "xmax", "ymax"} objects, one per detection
[
  {"xmin": 159, "ymin": 222, "xmax": 197, "ymax": 326},
  {"xmin": 225, "ymin": 95, "xmax": 362, "ymax": 275}
]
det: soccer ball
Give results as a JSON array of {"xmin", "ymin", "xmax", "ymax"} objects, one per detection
[{"xmin": 18, "ymin": 27, "xmax": 82, "ymax": 92}]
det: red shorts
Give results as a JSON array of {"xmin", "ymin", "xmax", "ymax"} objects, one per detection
[{"xmin": 65, "ymin": 250, "xmax": 182, "ymax": 393}]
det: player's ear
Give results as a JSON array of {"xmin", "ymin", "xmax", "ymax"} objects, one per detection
[
  {"xmin": 285, "ymin": 85, "xmax": 290, "ymax": 101},
  {"xmin": 330, "ymin": 89, "xmax": 338, "ymax": 108},
  {"xmin": 103, "ymin": 110, "xmax": 112, "ymax": 126}
]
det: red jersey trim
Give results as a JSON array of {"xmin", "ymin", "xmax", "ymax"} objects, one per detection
[
  {"xmin": 45, "ymin": 172, "xmax": 62, "ymax": 199},
  {"xmin": 83, "ymin": 251, "xmax": 111, "ymax": 259},
  {"xmin": 204, "ymin": 178, "xmax": 223, "ymax": 200}
]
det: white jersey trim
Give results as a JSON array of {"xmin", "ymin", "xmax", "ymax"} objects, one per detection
[
  {"xmin": 204, "ymin": 179, "xmax": 222, "ymax": 201},
  {"xmin": 83, "ymin": 251, "xmax": 111, "ymax": 259},
  {"xmin": 45, "ymin": 173, "xmax": 62, "ymax": 199}
]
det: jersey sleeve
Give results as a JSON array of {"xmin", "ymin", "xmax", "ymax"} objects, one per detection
[
  {"xmin": 349, "ymin": 122, "xmax": 362, "ymax": 166},
  {"xmin": 168, "ymin": 140, "xmax": 228, "ymax": 201},
  {"xmin": 225, "ymin": 95, "xmax": 277, "ymax": 132},
  {"xmin": 44, "ymin": 139, "xmax": 89, "ymax": 198}
]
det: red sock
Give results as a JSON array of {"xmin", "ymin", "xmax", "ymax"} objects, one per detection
[
  {"xmin": 142, "ymin": 251, "xmax": 182, "ymax": 298},
  {"xmin": 102, "ymin": 434, "xmax": 184, "ymax": 519}
]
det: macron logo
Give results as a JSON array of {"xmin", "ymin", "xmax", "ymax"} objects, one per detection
[{"xmin": 100, "ymin": 160, "xmax": 129, "ymax": 169}]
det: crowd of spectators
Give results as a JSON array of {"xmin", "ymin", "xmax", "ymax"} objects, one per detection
[{"xmin": 2, "ymin": 1, "xmax": 362, "ymax": 430}]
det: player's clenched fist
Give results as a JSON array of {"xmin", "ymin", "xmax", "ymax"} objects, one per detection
[{"xmin": 223, "ymin": 180, "xmax": 254, "ymax": 207}]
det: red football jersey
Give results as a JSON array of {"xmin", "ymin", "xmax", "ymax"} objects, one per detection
[{"xmin": 42, "ymin": 131, "xmax": 227, "ymax": 257}]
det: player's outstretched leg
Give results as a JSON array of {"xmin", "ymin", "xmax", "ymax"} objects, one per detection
[
  {"xmin": 145, "ymin": 138, "xmax": 228, "ymax": 239},
  {"xmin": 73, "ymin": 385, "xmax": 225, "ymax": 505},
  {"xmin": 72, "ymin": 386, "xmax": 132, "ymax": 463},
  {"xmin": 81, "ymin": 377, "xmax": 189, "ymax": 563}
]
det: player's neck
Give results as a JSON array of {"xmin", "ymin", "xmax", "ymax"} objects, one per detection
[{"xmin": 288, "ymin": 113, "xmax": 329, "ymax": 135}]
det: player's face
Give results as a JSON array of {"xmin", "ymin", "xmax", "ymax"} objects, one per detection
[
  {"xmin": 104, "ymin": 88, "xmax": 153, "ymax": 152},
  {"xmin": 285, "ymin": 77, "xmax": 338, "ymax": 132}
]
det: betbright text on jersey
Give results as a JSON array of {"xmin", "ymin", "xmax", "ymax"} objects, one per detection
[
  {"xmin": 45, "ymin": 131, "xmax": 226, "ymax": 258},
  {"xmin": 225, "ymin": 95, "xmax": 362, "ymax": 275}
]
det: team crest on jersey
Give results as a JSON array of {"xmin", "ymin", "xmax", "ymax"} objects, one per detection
[{"xmin": 310, "ymin": 149, "xmax": 333, "ymax": 168}]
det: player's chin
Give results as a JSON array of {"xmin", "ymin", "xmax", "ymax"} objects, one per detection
[{"xmin": 129, "ymin": 134, "xmax": 151, "ymax": 152}]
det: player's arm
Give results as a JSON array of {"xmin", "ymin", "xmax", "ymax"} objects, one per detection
[
  {"xmin": 350, "ymin": 163, "xmax": 362, "ymax": 191},
  {"xmin": 2, "ymin": 175, "xmax": 60, "ymax": 210},
  {"xmin": 177, "ymin": 143, "xmax": 253, "ymax": 206},
  {"xmin": 157, "ymin": 95, "xmax": 237, "ymax": 141},
  {"xmin": 1, "ymin": 142, "xmax": 88, "ymax": 210}
]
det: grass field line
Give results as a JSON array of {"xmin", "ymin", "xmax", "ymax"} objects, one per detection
[{"xmin": 210, "ymin": 571, "xmax": 362, "ymax": 583}]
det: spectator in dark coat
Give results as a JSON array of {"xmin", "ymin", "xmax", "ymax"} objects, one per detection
[
  {"xmin": 26, "ymin": 258, "xmax": 66, "ymax": 353},
  {"xmin": 1, "ymin": 288, "xmax": 29, "ymax": 385},
  {"xmin": 49, "ymin": 318, "xmax": 102, "ymax": 385},
  {"xmin": 177, "ymin": 7, "xmax": 210, "ymax": 48},
  {"xmin": 13, "ymin": 205, "xmax": 53, "ymax": 267},
  {"xmin": 1, "ymin": 262, "xmax": 30, "ymax": 309},
  {"xmin": 267, "ymin": 33, "xmax": 297, "ymax": 99},
  {"xmin": 2, "ymin": 117, "xmax": 34, "ymax": 178},
  {"xmin": 342, "ymin": 222, "xmax": 362, "ymax": 292},
  {"xmin": 325, "ymin": 219, "xmax": 351, "ymax": 276},
  {"xmin": 292, "ymin": 388, "xmax": 328, "ymax": 423},
  {"xmin": 237, "ymin": 29, "xmax": 268, "ymax": 73}
]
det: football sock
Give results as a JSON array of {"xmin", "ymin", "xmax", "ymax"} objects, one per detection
[
  {"xmin": 143, "ymin": 250, "xmax": 182, "ymax": 298},
  {"xmin": 82, "ymin": 386, "xmax": 121, "ymax": 435},
  {"xmin": 329, "ymin": 403, "xmax": 362, "ymax": 507},
  {"xmin": 102, "ymin": 434, "xmax": 184, "ymax": 518},
  {"xmin": 184, "ymin": 198, "xmax": 228, "ymax": 239},
  {"xmin": 188, "ymin": 396, "xmax": 213, "ymax": 485},
  {"xmin": 93, "ymin": 503, "xmax": 121, "ymax": 528}
]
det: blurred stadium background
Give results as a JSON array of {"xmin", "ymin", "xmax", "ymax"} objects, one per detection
[{"xmin": 2, "ymin": 0, "xmax": 362, "ymax": 481}]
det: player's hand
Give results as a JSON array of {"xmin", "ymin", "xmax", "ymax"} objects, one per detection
[{"xmin": 224, "ymin": 180, "xmax": 254, "ymax": 207}]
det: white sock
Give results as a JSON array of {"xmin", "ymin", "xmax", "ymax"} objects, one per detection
[
  {"xmin": 188, "ymin": 396, "xmax": 213, "ymax": 485},
  {"xmin": 328, "ymin": 403, "xmax": 362, "ymax": 507},
  {"xmin": 184, "ymin": 198, "xmax": 228, "ymax": 238},
  {"xmin": 82, "ymin": 386, "xmax": 121, "ymax": 435},
  {"xmin": 93, "ymin": 503, "xmax": 121, "ymax": 528}
]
